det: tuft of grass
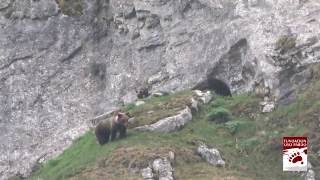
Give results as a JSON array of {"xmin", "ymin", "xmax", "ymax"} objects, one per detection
[
  {"xmin": 275, "ymin": 35, "xmax": 296, "ymax": 53},
  {"xmin": 124, "ymin": 103, "xmax": 136, "ymax": 111},
  {"xmin": 224, "ymin": 120, "xmax": 251, "ymax": 135},
  {"xmin": 207, "ymin": 107, "xmax": 231, "ymax": 123},
  {"xmin": 210, "ymin": 97, "xmax": 227, "ymax": 108},
  {"xmin": 311, "ymin": 63, "xmax": 320, "ymax": 79},
  {"xmin": 57, "ymin": 0, "xmax": 84, "ymax": 16},
  {"xmin": 237, "ymin": 137, "xmax": 260, "ymax": 152},
  {"xmin": 209, "ymin": 93, "xmax": 261, "ymax": 119}
]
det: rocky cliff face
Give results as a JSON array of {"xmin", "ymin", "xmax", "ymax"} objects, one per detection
[{"xmin": 1, "ymin": 0, "xmax": 320, "ymax": 178}]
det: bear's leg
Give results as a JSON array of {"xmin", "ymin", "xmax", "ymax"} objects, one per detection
[
  {"xmin": 104, "ymin": 128, "xmax": 110, "ymax": 144},
  {"xmin": 111, "ymin": 124, "xmax": 118, "ymax": 141},
  {"xmin": 97, "ymin": 128, "xmax": 110, "ymax": 145},
  {"xmin": 119, "ymin": 125, "xmax": 127, "ymax": 138}
]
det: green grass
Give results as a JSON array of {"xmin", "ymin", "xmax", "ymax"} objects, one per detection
[
  {"xmin": 32, "ymin": 77, "xmax": 320, "ymax": 179},
  {"xmin": 207, "ymin": 107, "xmax": 231, "ymax": 123},
  {"xmin": 225, "ymin": 119, "xmax": 254, "ymax": 135},
  {"xmin": 32, "ymin": 132, "xmax": 112, "ymax": 179},
  {"xmin": 123, "ymin": 90, "xmax": 193, "ymax": 128}
]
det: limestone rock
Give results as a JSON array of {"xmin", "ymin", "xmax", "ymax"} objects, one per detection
[
  {"xmin": 305, "ymin": 169, "xmax": 315, "ymax": 180},
  {"xmin": 122, "ymin": 91, "xmax": 138, "ymax": 105},
  {"xmin": 134, "ymin": 107, "xmax": 192, "ymax": 133},
  {"xmin": 168, "ymin": 151, "xmax": 175, "ymax": 164},
  {"xmin": 88, "ymin": 110, "xmax": 117, "ymax": 129},
  {"xmin": 140, "ymin": 152, "xmax": 175, "ymax": 180},
  {"xmin": 193, "ymin": 90, "xmax": 213, "ymax": 104},
  {"xmin": 151, "ymin": 91, "xmax": 170, "ymax": 97},
  {"xmin": 141, "ymin": 167, "xmax": 154, "ymax": 180},
  {"xmin": 128, "ymin": 117, "xmax": 136, "ymax": 125},
  {"xmin": 152, "ymin": 158, "xmax": 174, "ymax": 180},
  {"xmin": 189, "ymin": 97, "xmax": 199, "ymax": 114},
  {"xmin": 260, "ymin": 101, "xmax": 276, "ymax": 113},
  {"xmin": 135, "ymin": 100, "xmax": 146, "ymax": 106},
  {"xmin": 303, "ymin": 161, "xmax": 316, "ymax": 180},
  {"xmin": 197, "ymin": 144, "xmax": 225, "ymax": 167}
]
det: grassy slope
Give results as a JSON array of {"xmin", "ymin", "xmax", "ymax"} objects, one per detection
[
  {"xmin": 32, "ymin": 75, "xmax": 320, "ymax": 180},
  {"xmin": 123, "ymin": 90, "xmax": 193, "ymax": 128}
]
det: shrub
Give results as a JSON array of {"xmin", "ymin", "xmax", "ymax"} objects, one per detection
[
  {"xmin": 207, "ymin": 107, "xmax": 231, "ymax": 123},
  {"xmin": 210, "ymin": 97, "xmax": 226, "ymax": 108},
  {"xmin": 275, "ymin": 35, "xmax": 296, "ymax": 53},
  {"xmin": 57, "ymin": 0, "xmax": 84, "ymax": 16},
  {"xmin": 125, "ymin": 103, "xmax": 137, "ymax": 111},
  {"xmin": 225, "ymin": 120, "xmax": 243, "ymax": 135}
]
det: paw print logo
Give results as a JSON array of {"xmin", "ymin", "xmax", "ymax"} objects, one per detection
[{"xmin": 288, "ymin": 152, "xmax": 303, "ymax": 164}]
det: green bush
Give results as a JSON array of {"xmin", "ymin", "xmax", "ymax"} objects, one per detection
[
  {"xmin": 210, "ymin": 97, "xmax": 226, "ymax": 108},
  {"xmin": 275, "ymin": 35, "xmax": 296, "ymax": 53},
  {"xmin": 57, "ymin": 0, "xmax": 84, "ymax": 16},
  {"xmin": 125, "ymin": 103, "xmax": 137, "ymax": 111},
  {"xmin": 225, "ymin": 120, "xmax": 243, "ymax": 135},
  {"xmin": 207, "ymin": 107, "xmax": 231, "ymax": 123}
]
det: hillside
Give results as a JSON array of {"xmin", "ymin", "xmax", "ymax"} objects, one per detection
[{"xmin": 30, "ymin": 67, "xmax": 319, "ymax": 180}]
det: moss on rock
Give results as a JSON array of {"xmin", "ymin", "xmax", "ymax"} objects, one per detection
[
  {"xmin": 275, "ymin": 35, "xmax": 297, "ymax": 53},
  {"xmin": 57, "ymin": 0, "xmax": 84, "ymax": 16}
]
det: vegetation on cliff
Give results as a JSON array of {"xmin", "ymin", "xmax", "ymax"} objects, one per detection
[{"xmin": 32, "ymin": 73, "xmax": 319, "ymax": 179}]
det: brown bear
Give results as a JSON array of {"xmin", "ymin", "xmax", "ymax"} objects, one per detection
[{"xmin": 95, "ymin": 111, "xmax": 129, "ymax": 145}]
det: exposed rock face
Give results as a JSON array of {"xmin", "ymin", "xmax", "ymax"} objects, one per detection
[
  {"xmin": 197, "ymin": 144, "xmax": 225, "ymax": 167},
  {"xmin": 1, "ymin": 0, "xmax": 320, "ymax": 178}
]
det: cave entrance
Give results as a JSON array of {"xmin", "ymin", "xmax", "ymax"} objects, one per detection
[
  {"xmin": 193, "ymin": 78, "xmax": 232, "ymax": 96},
  {"xmin": 207, "ymin": 78, "xmax": 232, "ymax": 96}
]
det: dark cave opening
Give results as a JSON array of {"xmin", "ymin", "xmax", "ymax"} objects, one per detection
[
  {"xmin": 193, "ymin": 78, "xmax": 232, "ymax": 96},
  {"xmin": 208, "ymin": 78, "xmax": 232, "ymax": 96}
]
